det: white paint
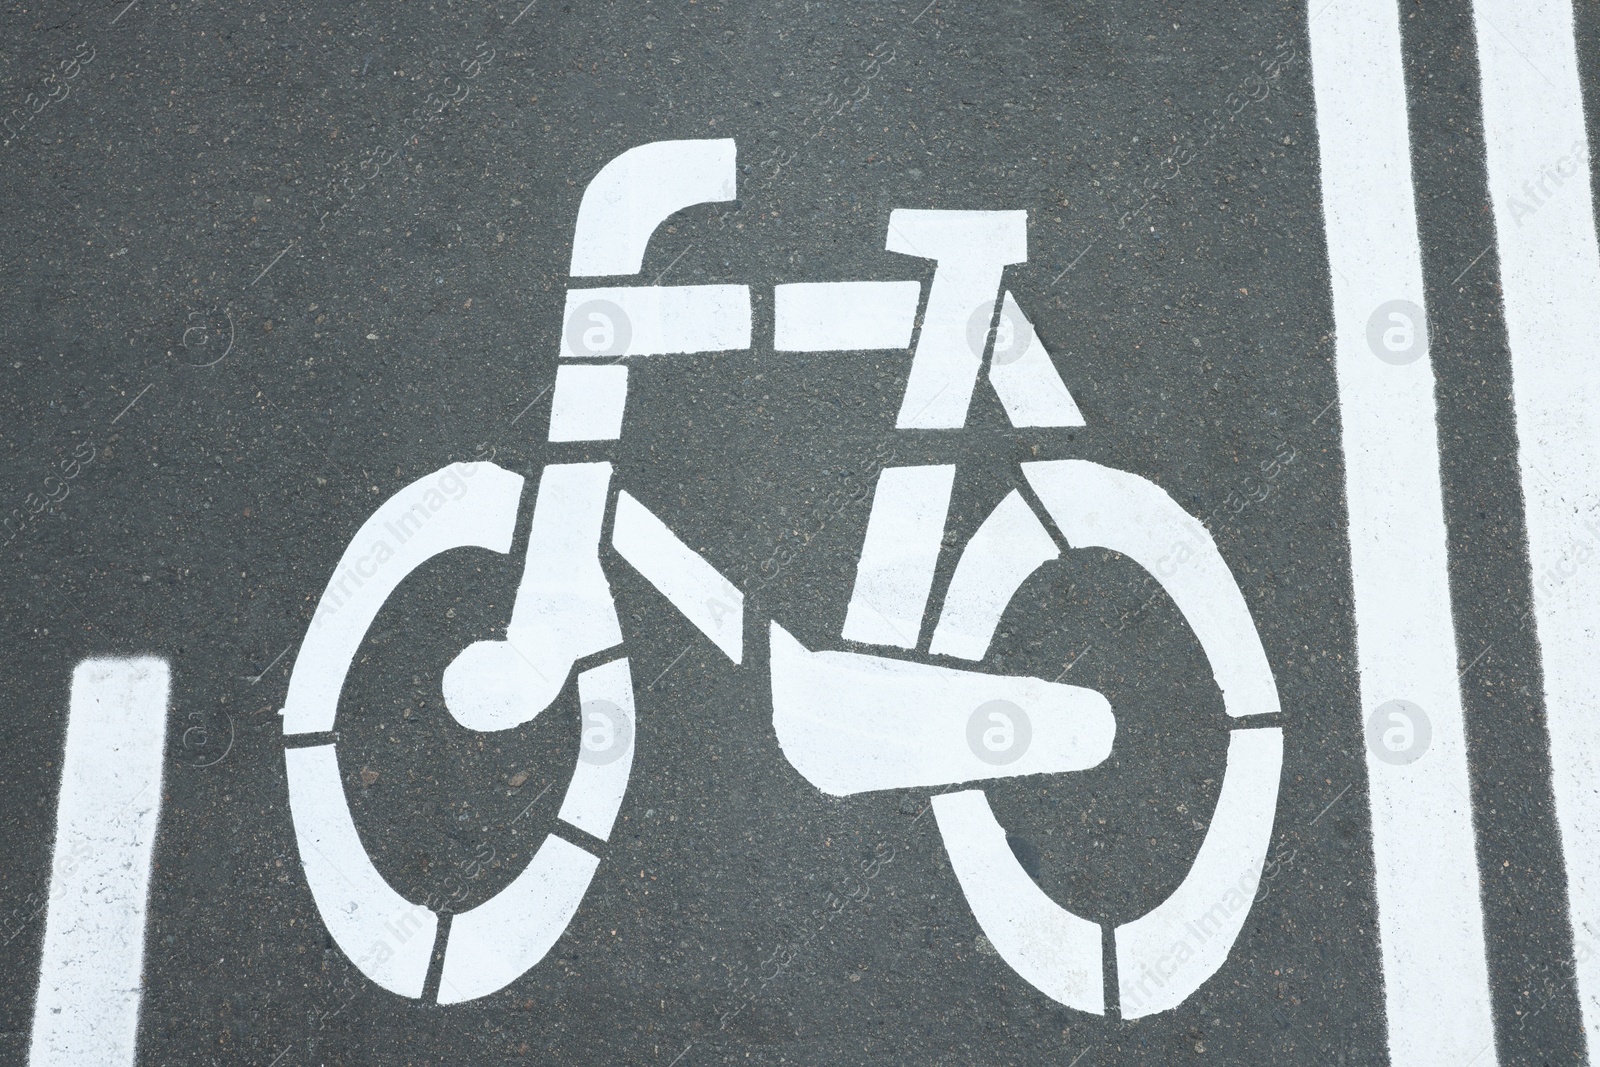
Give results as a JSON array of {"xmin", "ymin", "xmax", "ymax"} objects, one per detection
[
  {"xmin": 769, "ymin": 623, "xmax": 1114, "ymax": 796},
  {"xmin": 885, "ymin": 209, "xmax": 1027, "ymax": 428},
  {"xmin": 444, "ymin": 462, "xmax": 622, "ymax": 732},
  {"xmin": 548, "ymin": 363, "xmax": 629, "ymax": 442},
  {"xmin": 772, "ymin": 280, "xmax": 922, "ymax": 351},
  {"xmin": 1022, "ymin": 460, "xmax": 1280, "ymax": 719},
  {"xmin": 612, "ymin": 491, "xmax": 743, "ymax": 663},
  {"xmin": 569, "ymin": 139, "xmax": 736, "ymax": 277},
  {"xmin": 284, "ymin": 744, "xmax": 438, "ymax": 997},
  {"xmin": 29, "ymin": 658, "xmax": 169, "ymax": 1067},
  {"xmin": 1115, "ymin": 728, "xmax": 1283, "ymax": 1018},
  {"xmin": 437, "ymin": 834, "xmax": 600, "ymax": 1004},
  {"xmin": 841, "ymin": 464, "xmax": 956, "ymax": 648},
  {"xmin": 932, "ymin": 789, "xmax": 1104, "ymax": 1014},
  {"xmin": 986, "ymin": 291, "xmax": 1085, "ymax": 428},
  {"xmin": 1307, "ymin": 1, "xmax": 1498, "ymax": 1059},
  {"xmin": 557, "ymin": 658, "xmax": 638, "ymax": 841},
  {"xmin": 283, "ymin": 461, "xmax": 525, "ymax": 735},
  {"xmin": 1475, "ymin": 0, "xmax": 1600, "ymax": 1050},
  {"xmin": 560, "ymin": 285, "xmax": 752, "ymax": 358},
  {"xmin": 929, "ymin": 490, "xmax": 1060, "ymax": 661}
]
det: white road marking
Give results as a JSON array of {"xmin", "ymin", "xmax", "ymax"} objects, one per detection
[
  {"xmin": 1022, "ymin": 460, "xmax": 1280, "ymax": 719},
  {"xmin": 548, "ymin": 363, "xmax": 629, "ymax": 442},
  {"xmin": 437, "ymin": 834, "xmax": 600, "ymax": 1004},
  {"xmin": 886, "ymin": 209, "xmax": 1028, "ymax": 429},
  {"xmin": 29, "ymin": 658, "xmax": 169, "ymax": 1067},
  {"xmin": 986, "ymin": 292, "xmax": 1085, "ymax": 428},
  {"xmin": 561, "ymin": 284, "xmax": 752, "ymax": 358},
  {"xmin": 769, "ymin": 623, "xmax": 1113, "ymax": 796},
  {"xmin": 928, "ymin": 490, "xmax": 1059, "ymax": 661},
  {"xmin": 841, "ymin": 464, "xmax": 955, "ymax": 648},
  {"xmin": 612, "ymin": 491, "xmax": 744, "ymax": 663},
  {"xmin": 444, "ymin": 462, "xmax": 621, "ymax": 732},
  {"xmin": 1307, "ymin": 0, "xmax": 1498, "ymax": 1060},
  {"xmin": 931, "ymin": 789, "xmax": 1104, "ymax": 1015},
  {"xmin": 283, "ymin": 461, "xmax": 525, "ymax": 735},
  {"xmin": 1473, "ymin": 0, "xmax": 1600, "ymax": 1051},
  {"xmin": 284, "ymin": 744, "xmax": 438, "ymax": 997},
  {"xmin": 772, "ymin": 280, "xmax": 921, "ymax": 351},
  {"xmin": 1115, "ymin": 728, "xmax": 1283, "ymax": 1019},
  {"xmin": 568, "ymin": 139, "xmax": 736, "ymax": 277},
  {"xmin": 557, "ymin": 658, "xmax": 637, "ymax": 841}
]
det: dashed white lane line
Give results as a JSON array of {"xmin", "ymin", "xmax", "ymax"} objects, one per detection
[
  {"xmin": 30, "ymin": 658, "xmax": 170, "ymax": 1067},
  {"xmin": 1307, "ymin": 0, "xmax": 1498, "ymax": 1062},
  {"xmin": 1474, "ymin": 0, "xmax": 1600, "ymax": 1053}
]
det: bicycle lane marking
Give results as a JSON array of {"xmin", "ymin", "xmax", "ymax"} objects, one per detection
[
  {"xmin": 29, "ymin": 658, "xmax": 169, "ymax": 1067},
  {"xmin": 1308, "ymin": 0, "xmax": 1498, "ymax": 1062},
  {"xmin": 1473, "ymin": 0, "xmax": 1600, "ymax": 1055}
]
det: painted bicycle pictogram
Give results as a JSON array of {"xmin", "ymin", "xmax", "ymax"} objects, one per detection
[{"xmin": 281, "ymin": 138, "xmax": 1284, "ymax": 1015}]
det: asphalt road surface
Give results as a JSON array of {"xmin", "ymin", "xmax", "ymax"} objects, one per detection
[{"xmin": 3, "ymin": 0, "xmax": 1600, "ymax": 1064}]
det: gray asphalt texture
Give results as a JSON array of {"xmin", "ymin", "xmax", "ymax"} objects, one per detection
[{"xmin": 0, "ymin": 0, "xmax": 1593, "ymax": 1063}]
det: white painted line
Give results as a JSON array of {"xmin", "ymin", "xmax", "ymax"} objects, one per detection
[
  {"xmin": 986, "ymin": 292, "xmax": 1085, "ymax": 428},
  {"xmin": 886, "ymin": 210, "xmax": 1027, "ymax": 429},
  {"xmin": 841, "ymin": 464, "xmax": 955, "ymax": 648},
  {"xmin": 1023, "ymin": 460, "xmax": 1280, "ymax": 719},
  {"xmin": 569, "ymin": 139, "xmax": 736, "ymax": 277},
  {"xmin": 1115, "ymin": 728, "xmax": 1283, "ymax": 1018},
  {"xmin": 769, "ymin": 623, "xmax": 1114, "ymax": 796},
  {"xmin": 1473, "ymin": 0, "xmax": 1600, "ymax": 1050},
  {"xmin": 557, "ymin": 658, "xmax": 637, "ymax": 841},
  {"xmin": 929, "ymin": 490, "xmax": 1059, "ymax": 661},
  {"xmin": 773, "ymin": 280, "xmax": 921, "ymax": 351},
  {"xmin": 548, "ymin": 363, "xmax": 629, "ymax": 442},
  {"xmin": 29, "ymin": 658, "xmax": 170, "ymax": 1067},
  {"xmin": 1307, "ymin": 0, "xmax": 1498, "ymax": 1060},
  {"xmin": 284, "ymin": 745, "xmax": 438, "ymax": 997},
  {"xmin": 612, "ymin": 491, "xmax": 743, "ymax": 663},
  {"xmin": 561, "ymin": 285, "xmax": 752, "ymax": 358},
  {"xmin": 284, "ymin": 461, "xmax": 525, "ymax": 735},
  {"xmin": 932, "ymin": 789, "xmax": 1104, "ymax": 1015},
  {"xmin": 444, "ymin": 463, "xmax": 622, "ymax": 731},
  {"xmin": 437, "ymin": 834, "xmax": 600, "ymax": 1004}
]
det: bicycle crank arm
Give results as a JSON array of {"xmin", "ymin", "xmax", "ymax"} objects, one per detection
[{"xmin": 769, "ymin": 623, "xmax": 1114, "ymax": 797}]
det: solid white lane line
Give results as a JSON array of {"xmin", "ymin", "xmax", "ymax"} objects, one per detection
[
  {"xmin": 612, "ymin": 491, "xmax": 744, "ymax": 663},
  {"xmin": 30, "ymin": 658, "xmax": 170, "ymax": 1067},
  {"xmin": 1307, "ymin": 1, "xmax": 1498, "ymax": 1061},
  {"xmin": 773, "ymin": 280, "xmax": 921, "ymax": 352},
  {"xmin": 1473, "ymin": 0, "xmax": 1600, "ymax": 1051},
  {"xmin": 841, "ymin": 464, "xmax": 956, "ymax": 649}
]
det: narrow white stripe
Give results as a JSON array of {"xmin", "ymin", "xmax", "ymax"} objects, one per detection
[
  {"xmin": 841, "ymin": 464, "xmax": 955, "ymax": 649},
  {"xmin": 561, "ymin": 285, "xmax": 752, "ymax": 358},
  {"xmin": 773, "ymin": 280, "xmax": 921, "ymax": 351},
  {"xmin": 612, "ymin": 491, "xmax": 744, "ymax": 663},
  {"xmin": 986, "ymin": 292, "xmax": 1085, "ymax": 428},
  {"xmin": 932, "ymin": 789, "xmax": 1104, "ymax": 1014},
  {"xmin": 1307, "ymin": 1, "xmax": 1498, "ymax": 1061},
  {"xmin": 1473, "ymin": 0, "xmax": 1600, "ymax": 1051},
  {"xmin": 30, "ymin": 658, "xmax": 170, "ymax": 1067}
]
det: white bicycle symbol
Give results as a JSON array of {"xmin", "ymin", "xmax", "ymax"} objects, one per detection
[{"xmin": 281, "ymin": 139, "xmax": 1284, "ymax": 1016}]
